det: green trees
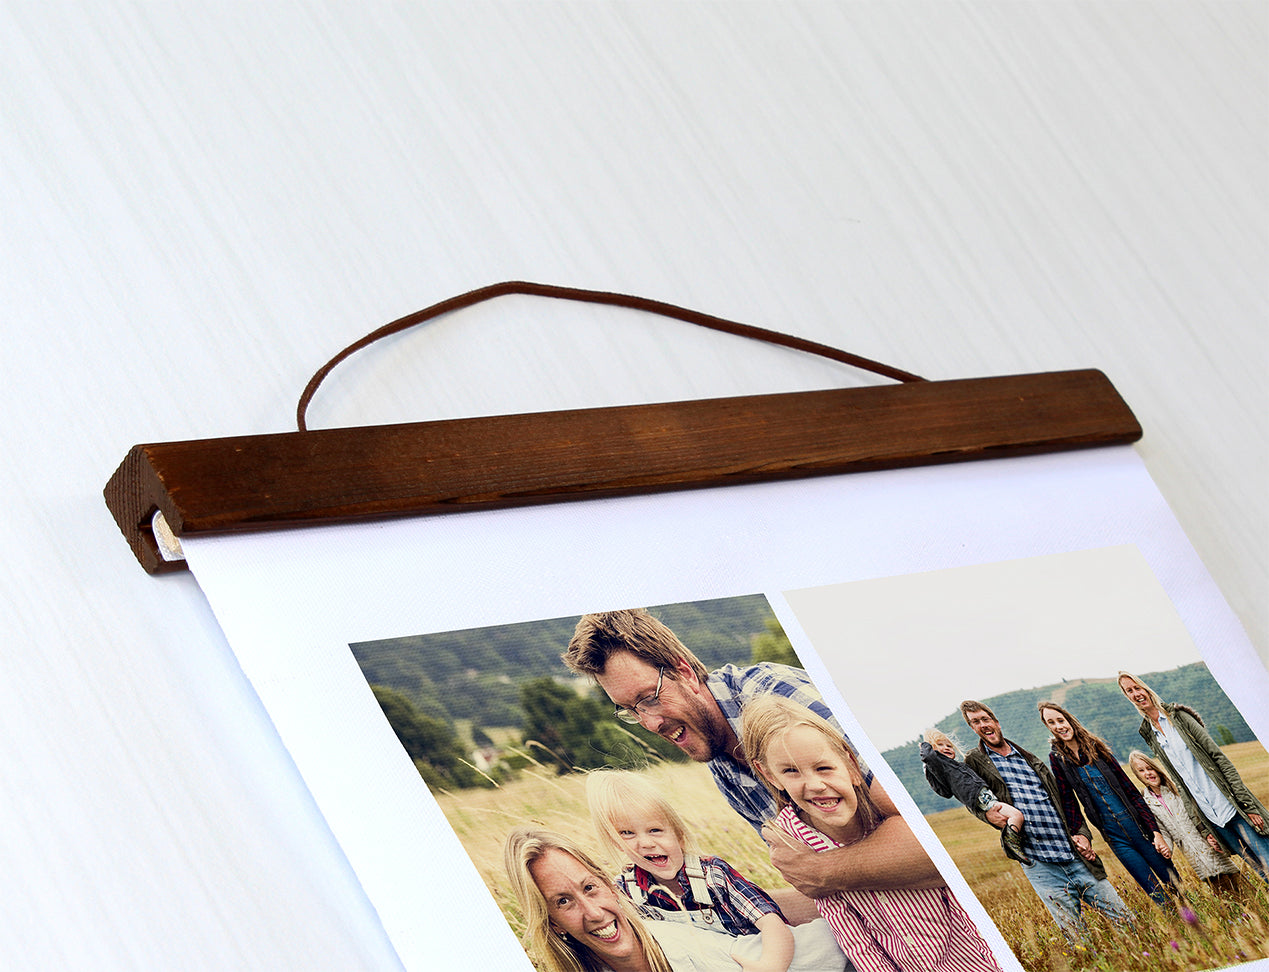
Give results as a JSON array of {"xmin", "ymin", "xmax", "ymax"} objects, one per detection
[
  {"xmin": 350, "ymin": 596, "xmax": 778, "ymax": 736},
  {"xmin": 518, "ymin": 677, "xmax": 689, "ymax": 772},
  {"xmin": 372, "ymin": 685, "xmax": 486, "ymax": 790},
  {"xmin": 360, "ymin": 600, "xmax": 786, "ymax": 789},
  {"xmin": 750, "ymin": 616, "xmax": 799, "ymax": 666},
  {"xmin": 374, "ymin": 675, "xmax": 693, "ymax": 790},
  {"xmin": 518, "ymin": 678, "xmax": 602, "ymax": 770}
]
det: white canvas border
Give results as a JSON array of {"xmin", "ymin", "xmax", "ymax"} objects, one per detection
[{"xmin": 180, "ymin": 446, "xmax": 1267, "ymax": 971}]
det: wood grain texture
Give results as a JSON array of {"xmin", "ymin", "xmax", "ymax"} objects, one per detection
[{"xmin": 106, "ymin": 370, "xmax": 1140, "ymax": 571}]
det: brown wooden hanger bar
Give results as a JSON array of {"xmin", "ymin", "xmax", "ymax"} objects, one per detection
[{"xmin": 104, "ymin": 284, "xmax": 1141, "ymax": 574}]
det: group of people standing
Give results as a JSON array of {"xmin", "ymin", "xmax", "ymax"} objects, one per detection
[
  {"xmin": 922, "ymin": 671, "xmax": 1268, "ymax": 934},
  {"xmin": 503, "ymin": 609, "xmax": 1004, "ymax": 972}
]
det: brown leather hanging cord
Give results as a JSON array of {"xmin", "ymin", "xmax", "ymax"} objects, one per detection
[{"xmin": 296, "ymin": 281, "xmax": 926, "ymax": 431}]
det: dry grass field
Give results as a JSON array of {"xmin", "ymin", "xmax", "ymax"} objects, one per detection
[
  {"xmin": 926, "ymin": 741, "xmax": 1269, "ymax": 972},
  {"xmin": 434, "ymin": 757, "xmax": 782, "ymax": 943},
  {"xmin": 432, "ymin": 743, "xmax": 1268, "ymax": 971}
]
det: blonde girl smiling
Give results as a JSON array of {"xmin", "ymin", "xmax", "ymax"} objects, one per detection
[{"xmin": 743, "ymin": 695, "xmax": 1001, "ymax": 972}]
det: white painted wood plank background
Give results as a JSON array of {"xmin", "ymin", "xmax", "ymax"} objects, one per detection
[{"xmin": 3, "ymin": 3, "xmax": 1264, "ymax": 968}]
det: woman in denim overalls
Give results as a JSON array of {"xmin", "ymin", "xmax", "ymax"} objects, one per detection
[{"xmin": 1039, "ymin": 701, "xmax": 1179, "ymax": 905}]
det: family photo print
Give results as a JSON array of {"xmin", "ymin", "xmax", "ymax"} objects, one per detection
[{"xmin": 350, "ymin": 595, "xmax": 1005, "ymax": 972}]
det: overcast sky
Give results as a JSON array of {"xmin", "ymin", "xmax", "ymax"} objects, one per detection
[{"xmin": 784, "ymin": 545, "xmax": 1203, "ymax": 751}]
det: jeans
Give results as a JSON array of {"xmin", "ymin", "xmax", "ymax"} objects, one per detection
[
  {"xmin": 1207, "ymin": 814, "xmax": 1269, "ymax": 880},
  {"xmin": 1021, "ymin": 857, "xmax": 1132, "ymax": 933},
  {"xmin": 1101, "ymin": 825, "xmax": 1176, "ymax": 905},
  {"xmin": 1077, "ymin": 763, "xmax": 1176, "ymax": 904}
]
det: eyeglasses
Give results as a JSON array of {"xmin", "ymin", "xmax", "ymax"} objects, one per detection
[{"xmin": 613, "ymin": 667, "xmax": 665, "ymax": 724}]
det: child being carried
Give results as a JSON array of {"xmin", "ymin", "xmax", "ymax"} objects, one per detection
[{"xmin": 920, "ymin": 728, "xmax": 1030, "ymax": 865}]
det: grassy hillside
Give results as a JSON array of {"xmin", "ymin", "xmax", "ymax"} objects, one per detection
[{"xmin": 883, "ymin": 662, "xmax": 1256, "ymax": 815}]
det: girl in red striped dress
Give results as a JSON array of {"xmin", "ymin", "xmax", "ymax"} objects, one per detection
[{"xmin": 742, "ymin": 695, "xmax": 1002, "ymax": 972}]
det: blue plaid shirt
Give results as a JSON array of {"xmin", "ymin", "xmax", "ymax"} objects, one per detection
[
  {"xmin": 706, "ymin": 663, "xmax": 871, "ymax": 832},
  {"xmin": 988, "ymin": 748, "xmax": 1075, "ymax": 864}
]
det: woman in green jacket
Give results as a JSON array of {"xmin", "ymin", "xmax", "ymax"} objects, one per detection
[{"xmin": 1119, "ymin": 671, "xmax": 1269, "ymax": 881}]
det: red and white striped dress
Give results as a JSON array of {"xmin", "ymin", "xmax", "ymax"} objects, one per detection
[{"xmin": 774, "ymin": 806, "xmax": 1002, "ymax": 972}]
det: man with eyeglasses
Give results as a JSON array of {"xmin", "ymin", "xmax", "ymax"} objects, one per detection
[{"xmin": 562, "ymin": 608, "xmax": 941, "ymax": 913}]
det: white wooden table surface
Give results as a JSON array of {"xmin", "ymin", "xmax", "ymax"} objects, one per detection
[{"xmin": 3, "ymin": 3, "xmax": 1264, "ymax": 968}]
